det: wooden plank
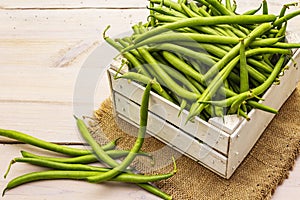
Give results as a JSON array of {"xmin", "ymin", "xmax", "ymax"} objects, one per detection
[
  {"xmin": 0, "ymin": 8, "xmax": 149, "ymax": 104},
  {"xmin": 0, "ymin": 101, "xmax": 79, "ymax": 143},
  {"xmin": 0, "ymin": 0, "xmax": 297, "ymax": 10},
  {"xmin": 0, "ymin": 144, "xmax": 160, "ymax": 200},
  {"xmin": 0, "ymin": 9, "xmax": 148, "ymax": 39},
  {"xmin": 0, "ymin": 0, "xmax": 148, "ymax": 9},
  {"xmin": 0, "ymin": 39, "xmax": 89, "ymax": 67}
]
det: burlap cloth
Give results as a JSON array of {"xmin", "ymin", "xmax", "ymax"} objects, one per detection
[{"xmin": 89, "ymin": 84, "xmax": 300, "ymax": 200}]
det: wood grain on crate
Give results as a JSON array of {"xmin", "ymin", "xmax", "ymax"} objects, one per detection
[{"xmin": 0, "ymin": 0, "xmax": 299, "ymax": 199}]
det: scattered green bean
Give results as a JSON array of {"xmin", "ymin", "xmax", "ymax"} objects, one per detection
[{"xmin": 86, "ymin": 81, "xmax": 153, "ymax": 183}]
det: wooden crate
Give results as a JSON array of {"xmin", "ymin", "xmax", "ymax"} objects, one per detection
[{"xmin": 107, "ymin": 45, "xmax": 300, "ymax": 179}]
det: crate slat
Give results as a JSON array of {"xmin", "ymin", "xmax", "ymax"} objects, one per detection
[{"xmin": 114, "ymin": 92, "xmax": 227, "ymax": 175}]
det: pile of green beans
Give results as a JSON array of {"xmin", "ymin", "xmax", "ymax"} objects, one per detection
[
  {"xmin": 108, "ymin": 0, "xmax": 300, "ymax": 122},
  {"xmin": 1, "ymin": 81, "xmax": 175, "ymax": 199}
]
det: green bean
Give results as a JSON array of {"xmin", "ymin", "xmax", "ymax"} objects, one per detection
[
  {"xmin": 87, "ymin": 81, "xmax": 153, "ymax": 183},
  {"xmin": 188, "ymin": 59, "xmax": 206, "ymax": 74},
  {"xmin": 21, "ymin": 149, "xmax": 151, "ymax": 164},
  {"xmin": 204, "ymin": 23, "xmax": 273, "ymax": 81},
  {"xmin": 250, "ymin": 36, "xmax": 284, "ymax": 47},
  {"xmin": 188, "ymin": 54, "xmax": 241, "ymax": 121},
  {"xmin": 133, "ymin": 15, "xmax": 277, "ymax": 44},
  {"xmin": 149, "ymin": 43, "xmax": 218, "ymax": 66},
  {"xmin": 6, "ymin": 157, "xmax": 111, "ymax": 176},
  {"xmin": 150, "ymin": 5, "xmax": 247, "ymax": 38},
  {"xmin": 114, "ymin": 157, "xmax": 176, "ymax": 183},
  {"xmin": 3, "ymin": 171, "xmax": 99, "ymax": 196},
  {"xmin": 273, "ymin": 9, "xmax": 300, "ymax": 27},
  {"xmin": 75, "ymin": 116, "xmax": 120, "ymax": 168},
  {"xmin": 220, "ymin": 86, "xmax": 237, "ymax": 97},
  {"xmin": 74, "ymin": 102, "xmax": 171, "ymax": 198},
  {"xmin": 186, "ymin": 76, "xmax": 205, "ymax": 93},
  {"xmin": 158, "ymin": 63, "xmax": 201, "ymax": 94},
  {"xmin": 0, "ymin": 127, "xmax": 166, "ymax": 198},
  {"xmin": 200, "ymin": 55, "xmax": 287, "ymax": 111},
  {"xmin": 220, "ymin": 25, "xmax": 246, "ymax": 38},
  {"xmin": 278, "ymin": 2, "xmax": 298, "ymax": 29},
  {"xmin": 262, "ymin": 0, "xmax": 268, "ymax": 15},
  {"xmin": 247, "ymin": 100, "xmax": 278, "ymax": 114},
  {"xmin": 136, "ymin": 48, "xmax": 200, "ymax": 101},
  {"xmin": 138, "ymin": 183, "xmax": 172, "ymax": 200},
  {"xmin": 227, "ymin": 70, "xmax": 240, "ymax": 86},
  {"xmin": 115, "ymin": 38, "xmax": 142, "ymax": 60},
  {"xmin": 247, "ymin": 64, "xmax": 268, "ymax": 83},
  {"xmin": 103, "ymin": 26, "xmax": 150, "ymax": 77},
  {"xmin": 181, "ymin": 2, "xmax": 200, "ymax": 18},
  {"xmin": 242, "ymin": 3, "xmax": 262, "ymax": 15},
  {"xmin": 203, "ymin": 0, "xmax": 251, "ymax": 34},
  {"xmin": 0, "ymin": 129, "xmax": 98, "ymax": 156},
  {"xmin": 149, "ymin": 1, "xmax": 156, "ymax": 27},
  {"xmin": 215, "ymin": 44, "xmax": 232, "ymax": 52},
  {"xmin": 150, "ymin": 13, "xmax": 183, "ymax": 23},
  {"xmin": 196, "ymin": 0, "xmax": 220, "ymax": 15},
  {"xmin": 166, "ymin": 41, "xmax": 225, "ymax": 59},
  {"xmin": 178, "ymin": 0, "xmax": 187, "ymax": 4},
  {"xmin": 198, "ymin": 43, "xmax": 228, "ymax": 58},
  {"xmin": 148, "ymin": 5, "xmax": 187, "ymax": 18},
  {"xmin": 20, "ymin": 150, "xmax": 97, "ymax": 163},
  {"xmin": 189, "ymin": 1, "xmax": 203, "ymax": 16},
  {"xmin": 247, "ymin": 58, "xmax": 273, "ymax": 73},
  {"xmin": 225, "ymin": 0, "xmax": 233, "ymax": 11},
  {"xmin": 162, "ymin": 51, "xmax": 205, "ymax": 84},
  {"xmin": 272, "ymin": 42, "xmax": 300, "ymax": 49},
  {"xmin": 238, "ymin": 108, "xmax": 250, "ymax": 120},
  {"xmin": 3, "ymin": 165, "xmax": 176, "ymax": 196},
  {"xmin": 239, "ymin": 39, "xmax": 249, "ymax": 92},
  {"xmin": 231, "ymin": 0, "xmax": 237, "ymax": 13},
  {"xmin": 117, "ymin": 72, "xmax": 177, "ymax": 103},
  {"xmin": 150, "ymin": 0, "xmax": 183, "ymax": 13},
  {"xmin": 215, "ymin": 26, "xmax": 238, "ymax": 37},
  {"xmin": 125, "ymin": 32, "xmax": 241, "ymax": 52},
  {"xmin": 187, "ymin": 47, "xmax": 291, "ymax": 121},
  {"xmin": 276, "ymin": 22, "xmax": 287, "ymax": 39},
  {"xmin": 205, "ymin": 0, "xmax": 235, "ymax": 16},
  {"xmin": 197, "ymin": 5, "xmax": 211, "ymax": 17}
]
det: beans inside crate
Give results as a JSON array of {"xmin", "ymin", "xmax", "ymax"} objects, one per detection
[{"xmin": 108, "ymin": 45, "xmax": 300, "ymax": 179}]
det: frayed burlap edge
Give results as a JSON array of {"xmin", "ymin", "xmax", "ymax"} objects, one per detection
[{"xmin": 90, "ymin": 87, "xmax": 300, "ymax": 200}]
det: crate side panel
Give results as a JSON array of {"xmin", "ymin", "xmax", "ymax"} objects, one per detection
[
  {"xmin": 108, "ymin": 69, "xmax": 230, "ymax": 155},
  {"xmin": 114, "ymin": 92, "xmax": 228, "ymax": 176}
]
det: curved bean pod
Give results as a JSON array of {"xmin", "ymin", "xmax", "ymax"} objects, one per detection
[
  {"xmin": 0, "ymin": 129, "xmax": 113, "ymax": 156},
  {"xmin": 86, "ymin": 81, "xmax": 153, "ymax": 183},
  {"xmin": 133, "ymin": 15, "xmax": 277, "ymax": 43},
  {"xmin": 273, "ymin": 9, "xmax": 300, "ymax": 27},
  {"xmin": 115, "ymin": 72, "xmax": 176, "ymax": 103},
  {"xmin": 136, "ymin": 48, "xmax": 200, "ymax": 101},
  {"xmin": 124, "ymin": 32, "xmax": 241, "ymax": 52},
  {"xmin": 204, "ymin": 23, "xmax": 273, "ymax": 81},
  {"xmin": 3, "ymin": 166, "xmax": 176, "ymax": 197},
  {"xmin": 21, "ymin": 149, "xmax": 151, "ymax": 164}
]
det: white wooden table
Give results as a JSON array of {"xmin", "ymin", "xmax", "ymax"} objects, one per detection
[{"xmin": 0, "ymin": 1, "xmax": 299, "ymax": 199}]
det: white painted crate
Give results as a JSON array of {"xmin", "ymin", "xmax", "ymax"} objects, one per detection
[{"xmin": 107, "ymin": 43, "xmax": 300, "ymax": 179}]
